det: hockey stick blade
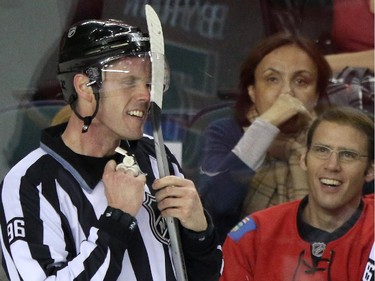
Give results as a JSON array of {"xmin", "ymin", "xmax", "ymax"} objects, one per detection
[{"xmin": 145, "ymin": 4, "xmax": 188, "ymax": 281}]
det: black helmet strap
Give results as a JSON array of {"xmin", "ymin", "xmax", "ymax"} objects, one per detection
[
  {"xmin": 71, "ymin": 84, "xmax": 100, "ymax": 133},
  {"xmin": 78, "ymin": 67, "xmax": 102, "ymax": 133},
  {"xmin": 72, "ymin": 90, "xmax": 99, "ymax": 133}
]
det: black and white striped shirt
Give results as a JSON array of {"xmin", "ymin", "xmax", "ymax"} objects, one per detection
[{"xmin": 0, "ymin": 124, "xmax": 221, "ymax": 280}]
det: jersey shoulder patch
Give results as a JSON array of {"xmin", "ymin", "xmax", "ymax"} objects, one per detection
[{"xmin": 228, "ymin": 216, "xmax": 257, "ymax": 242}]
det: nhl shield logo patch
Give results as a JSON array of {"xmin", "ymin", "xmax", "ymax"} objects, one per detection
[
  {"xmin": 143, "ymin": 192, "xmax": 170, "ymax": 245},
  {"xmin": 311, "ymin": 242, "xmax": 326, "ymax": 258}
]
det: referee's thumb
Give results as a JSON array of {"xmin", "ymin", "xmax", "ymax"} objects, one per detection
[{"xmin": 103, "ymin": 159, "xmax": 117, "ymax": 173}]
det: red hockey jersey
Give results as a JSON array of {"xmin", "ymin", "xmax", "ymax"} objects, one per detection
[{"xmin": 220, "ymin": 196, "xmax": 374, "ymax": 281}]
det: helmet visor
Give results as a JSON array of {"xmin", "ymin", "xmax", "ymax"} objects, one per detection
[{"xmin": 99, "ymin": 52, "xmax": 169, "ymax": 98}]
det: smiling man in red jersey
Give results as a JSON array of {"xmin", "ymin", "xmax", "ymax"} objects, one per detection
[{"xmin": 220, "ymin": 106, "xmax": 374, "ymax": 281}]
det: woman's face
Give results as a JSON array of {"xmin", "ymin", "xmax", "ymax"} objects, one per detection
[{"xmin": 249, "ymin": 44, "xmax": 319, "ymax": 115}]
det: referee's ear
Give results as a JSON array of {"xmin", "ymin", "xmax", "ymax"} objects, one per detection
[{"xmin": 73, "ymin": 73, "xmax": 94, "ymax": 102}]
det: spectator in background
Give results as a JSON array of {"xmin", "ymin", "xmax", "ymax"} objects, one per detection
[
  {"xmin": 198, "ymin": 32, "xmax": 332, "ymax": 244},
  {"xmin": 325, "ymin": 0, "xmax": 374, "ymax": 73},
  {"xmin": 260, "ymin": 0, "xmax": 374, "ymax": 113},
  {"xmin": 261, "ymin": 0, "xmax": 374, "ymax": 72},
  {"xmin": 325, "ymin": 0, "xmax": 374, "ymax": 114},
  {"xmin": 220, "ymin": 106, "xmax": 374, "ymax": 281}
]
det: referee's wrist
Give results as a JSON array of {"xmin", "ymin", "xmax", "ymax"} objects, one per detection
[{"xmin": 103, "ymin": 206, "xmax": 138, "ymax": 232}]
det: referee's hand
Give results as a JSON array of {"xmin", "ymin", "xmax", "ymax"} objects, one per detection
[
  {"xmin": 102, "ymin": 160, "xmax": 146, "ymax": 216},
  {"xmin": 152, "ymin": 176, "xmax": 208, "ymax": 233}
]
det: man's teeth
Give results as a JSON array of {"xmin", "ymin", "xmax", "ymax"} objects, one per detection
[
  {"xmin": 128, "ymin": 110, "xmax": 144, "ymax": 117},
  {"xmin": 320, "ymin": 178, "xmax": 341, "ymax": 186}
]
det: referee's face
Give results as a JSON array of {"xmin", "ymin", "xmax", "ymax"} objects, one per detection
[{"xmin": 96, "ymin": 56, "xmax": 151, "ymax": 140}]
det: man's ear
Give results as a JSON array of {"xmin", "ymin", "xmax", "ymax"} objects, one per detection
[
  {"xmin": 73, "ymin": 73, "xmax": 94, "ymax": 102},
  {"xmin": 300, "ymin": 150, "xmax": 308, "ymax": 171},
  {"xmin": 365, "ymin": 161, "xmax": 375, "ymax": 183},
  {"xmin": 247, "ymin": 85, "xmax": 255, "ymax": 102}
]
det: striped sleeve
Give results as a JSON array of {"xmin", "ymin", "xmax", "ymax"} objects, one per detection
[{"xmin": 0, "ymin": 152, "xmax": 131, "ymax": 280}]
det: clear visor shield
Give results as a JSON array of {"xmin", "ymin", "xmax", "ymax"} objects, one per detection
[{"xmin": 99, "ymin": 52, "xmax": 169, "ymax": 97}]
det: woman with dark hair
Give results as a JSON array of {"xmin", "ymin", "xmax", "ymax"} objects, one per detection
[{"xmin": 199, "ymin": 32, "xmax": 332, "ymax": 244}]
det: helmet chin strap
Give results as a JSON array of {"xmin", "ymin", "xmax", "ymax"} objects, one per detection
[{"xmin": 71, "ymin": 86, "xmax": 100, "ymax": 133}]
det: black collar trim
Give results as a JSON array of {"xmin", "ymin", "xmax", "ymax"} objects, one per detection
[{"xmin": 40, "ymin": 123, "xmax": 135, "ymax": 192}]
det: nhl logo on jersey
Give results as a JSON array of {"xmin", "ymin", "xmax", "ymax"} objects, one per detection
[
  {"xmin": 311, "ymin": 242, "xmax": 326, "ymax": 258},
  {"xmin": 143, "ymin": 192, "xmax": 170, "ymax": 245}
]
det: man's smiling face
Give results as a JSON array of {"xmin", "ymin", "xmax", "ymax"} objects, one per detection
[{"xmin": 302, "ymin": 120, "xmax": 372, "ymax": 213}]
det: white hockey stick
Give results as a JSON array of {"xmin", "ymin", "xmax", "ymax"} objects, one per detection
[{"xmin": 145, "ymin": 4, "xmax": 188, "ymax": 281}]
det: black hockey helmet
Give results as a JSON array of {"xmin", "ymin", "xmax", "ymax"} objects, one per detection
[
  {"xmin": 57, "ymin": 19, "xmax": 150, "ymax": 104},
  {"xmin": 56, "ymin": 19, "xmax": 150, "ymax": 132}
]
